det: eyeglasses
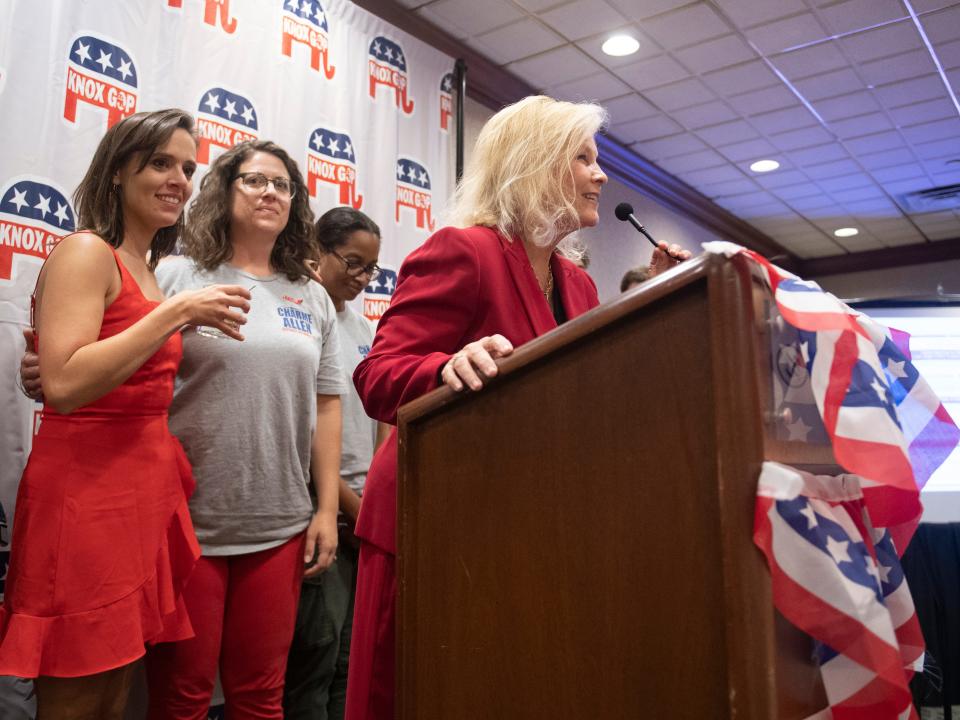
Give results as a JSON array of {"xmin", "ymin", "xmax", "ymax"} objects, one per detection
[
  {"xmin": 329, "ymin": 250, "xmax": 381, "ymax": 280},
  {"xmin": 234, "ymin": 172, "xmax": 296, "ymax": 198}
]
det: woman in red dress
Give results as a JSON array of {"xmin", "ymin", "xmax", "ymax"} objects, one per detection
[{"xmin": 0, "ymin": 109, "xmax": 250, "ymax": 719}]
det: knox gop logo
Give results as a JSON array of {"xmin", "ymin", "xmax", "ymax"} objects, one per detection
[
  {"xmin": 368, "ymin": 36, "xmax": 414, "ymax": 114},
  {"xmin": 439, "ymin": 73, "xmax": 454, "ymax": 132},
  {"xmin": 395, "ymin": 158, "xmax": 434, "ymax": 231},
  {"xmin": 0, "ymin": 178, "xmax": 75, "ymax": 282},
  {"xmin": 281, "ymin": 0, "xmax": 335, "ymax": 79},
  {"xmin": 64, "ymin": 36, "xmax": 138, "ymax": 129},
  {"xmin": 363, "ymin": 267, "xmax": 396, "ymax": 322},
  {"xmin": 196, "ymin": 87, "xmax": 258, "ymax": 165},
  {"xmin": 306, "ymin": 127, "xmax": 363, "ymax": 210},
  {"xmin": 167, "ymin": 0, "xmax": 238, "ymax": 34}
]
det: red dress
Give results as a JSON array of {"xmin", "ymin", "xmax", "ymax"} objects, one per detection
[{"xmin": 0, "ymin": 247, "xmax": 200, "ymax": 678}]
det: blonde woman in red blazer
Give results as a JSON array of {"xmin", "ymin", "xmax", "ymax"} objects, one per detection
[{"xmin": 345, "ymin": 96, "xmax": 687, "ymax": 720}]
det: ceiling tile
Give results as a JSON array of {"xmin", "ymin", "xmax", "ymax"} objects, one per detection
[
  {"xmin": 575, "ymin": 26, "xmax": 663, "ymax": 69},
  {"xmin": 770, "ymin": 125, "xmax": 835, "ymax": 151},
  {"xmin": 638, "ymin": 3, "xmax": 732, "ymax": 49},
  {"xmin": 828, "ymin": 112, "xmax": 895, "ymax": 139},
  {"xmin": 769, "ymin": 41, "xmax": 848, "ymax": 81},
  {"xmin": 858, "ymin": 147, "xmax": 918, "ymax": 170},
  {"xmin": 816, "ymin": 0, "xmax": 906, "ymax": 36},
  {"xmin": 803, "ymin": 159, "xmax": 863, "ymax": 180},
  {"xmin": 642, "ymin": 78, "xmax": 716, "ymax": 110},
  {"xmin": 603, "ymin": 93, "xmax": 661, "ymax": 123},
  {"xmin": 671, "ymin": 100, "xmax": 740, "ymax": 129},
  {"xmin": 873, "ymin": 74, "xmax": 950, "ymax": 108},
  {"xmin": 913, "ymin": 136, "xmax": 960, "ymax": 160},
  {"xmin": 858, "ymin": 49, "xmax": 939, "ymax": 86},
  {"xmin": 743, "ymin": 12, "xmax": 829, "ymax": 54},
  {"xmin": 749, "ymin": 105, "xmax": 819, "ymax": 134},
  {"xmin": 695, "ymin": 118, "xmax": 760, "ymax": 146},
  {"xmin": 630, "ymin": 132, "xmax": 709, "ymax": 159},
  {"xmin": 548, "ymin": 71, "xmax": 633, "ymax": 102},
  {"xmin": 728, "ymin": 85, "xmax": 798, "ymax": 115},
  {"xmin": 717, "ymin": 137, "xmax": 781, "ymax": 162},
  {"xmin": 609, "ymin": 113, "xmax": 684, "ymax": 143},
  {"xmin": 793, "ymin": 68, "xmax": 867, "ymax": 101},
  {"xmin": 789, "ymin": 242, "xmax": 846, "ymax": 259},
  {"xmin": 539, "ymin": 0, "xmax": 629, "ymax": 41},
  {"xmin": 843, "ymin": 198, "xmax": 901, "ymax": 215},
  {"xmin": 826, "ymin": 181, "xmax": 886, "ymax": 201},
  {"xmin": 910, "ymin": 0, "xmax": 960, "ymax": 12},
  {"xmin": 606, "ymin": 0, "xmax": 693, "ymax": 21},
  {"xmin": 920, "ymin": 5, "xmax": 960, "ymax": 43},
  {"xmin": 753, "ymin": 168, "xmax": 811, "ymax": 188},
  {"xmin": 507, "ymin": 45, "xmax": 600, "ymax": 88},
  {"xmin": 838, "ymin": 20, "xmax": 922, "ymax": 64},
  {"xmin": 712, "ymin": 0, "xmax": 808, "ymax": 28},
  {"xmin": 812, "ymin": 91, "xmax": 881, "ymax": 121},
  {"xmin": 884, "ymin": 177, "xmax": 937, "ymax": 195},
  {"xmin": 680, "ymin": 164, "xmax": 750, "ymax": 185},
  {"xmin": 701, "ymin": 60, "xmax": 781, "ymax": 96},
  {"xmin": 869, "ymin": 164, "xmax": 927, "ymax": 183},
  {"xmin": 656, "ymin": 148, "xmax": 730, "ymax": 174},
  {"xmin": 832, "ymin": 234, "xmax": 886, "ymax": 252},
  {"xmin": 615, "ymin": 54, "xmax": 690, "ymax": 91},
  {"xmin": 416, "ymin": 0, "xmax": 524, "ymax": 38},
  {"xmin": 513, "ymin": 0, "xmax": 567, "ymax": 10},
  {"xmin": 844, "ymin": 130, "xmax": 906, "ymax": 154},
  {"xmin": 785, "ymin": 195, "xmax": 843, "ymax": 212},
  {"xmin": 899, "ymin": 117, "xmax": 960, "ymax": 145},
  {"xmin": 790, "ymin": 143, "xmax": 850, "ymax": 165},
  {"xmin": 771, "ymin": 183, "xmax": 826, "ymax": 200},
  {"xmin": 468, "ymin": 19, "xmax": 566, "ymax": 64},
  {"xmin": 699, "ymin": 178, "xmax": 763, "ymax": 197},
  {"xmin": 939, "ymin": 38, "xmax": 960, "ymax": 69},
  {"xmin": 673, "ymin": 34, "xmax": 757, "ymax": 73}
]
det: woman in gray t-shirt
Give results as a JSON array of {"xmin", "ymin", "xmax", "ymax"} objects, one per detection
[{"xmin": 147, "ymin": 140, "xmax": 346, "ymax": 719}]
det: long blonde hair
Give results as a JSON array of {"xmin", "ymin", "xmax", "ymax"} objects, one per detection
[{"xmin": 445, "ymin": 96, "xmax": 607, "ymax": 247}]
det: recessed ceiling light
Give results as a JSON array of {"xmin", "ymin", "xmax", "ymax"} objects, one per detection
[
  {"xmin": 834, "ymin": 227, "xmax": 859, "ymax": 237},
  {"xmin": 749, "ymin": 159, "xmax": 780, "ymax": 173},
  {"xmin": 601, "ymin": 35, "xmax": 640, "ymax": 57}
]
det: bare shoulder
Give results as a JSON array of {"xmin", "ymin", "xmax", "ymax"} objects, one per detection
[{"xmin": 40, "ymin": 232, "xmax": 117, "ymax": 286}]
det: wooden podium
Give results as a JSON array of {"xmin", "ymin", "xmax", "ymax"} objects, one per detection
[{"xmin": 395, "ymin": 253, "xmax": 830, "ymax": 719}]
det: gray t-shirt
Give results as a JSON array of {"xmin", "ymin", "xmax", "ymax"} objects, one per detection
[
  {"xmin": 157, "ymin": 257, "xmax": 347, "ymax": 555},
  {"xmin": 337, "ymin": 305, "xmax": 377, "ymax": 493}
]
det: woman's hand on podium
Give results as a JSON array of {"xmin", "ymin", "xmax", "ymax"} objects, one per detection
[{"xmin": 441, "ymin": 334, "xmax": 514, "ymax": 392}]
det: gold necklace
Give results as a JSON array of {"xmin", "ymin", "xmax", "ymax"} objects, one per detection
[{"xmin": 541, "ymin": 267, "xmax": 554, "ymax": 302}]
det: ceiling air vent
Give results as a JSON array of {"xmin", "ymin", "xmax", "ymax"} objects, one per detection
[{"xmin": 899, "ymin": 183, "xmax": 960, "ymax": 212}]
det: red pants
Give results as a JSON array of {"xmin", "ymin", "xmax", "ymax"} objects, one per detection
[
  {"xmin": 145, "ymin": 534, "xmax": 304, "ymax": 720},
  {"xmin": 344, "ymin": 541, "xmax": 396, "ymax": 720}
]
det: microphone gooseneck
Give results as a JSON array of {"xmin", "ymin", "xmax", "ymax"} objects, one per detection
[{"xmin": 613, "ymin": 203, "xmax": 658, "ymax": 250}]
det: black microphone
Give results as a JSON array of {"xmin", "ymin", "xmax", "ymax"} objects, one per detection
[
  {"xmin": 614, "ymin": 202, "xmax": 659, "ymax": 250},
  {"xmin": 614, "ymin": 202, "xmax": 686, "ymax": 263}
]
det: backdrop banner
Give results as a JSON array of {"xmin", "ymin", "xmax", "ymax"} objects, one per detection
[{"xmin": 0, "ymin": 0, "xmax": 455, "ymax": 710}]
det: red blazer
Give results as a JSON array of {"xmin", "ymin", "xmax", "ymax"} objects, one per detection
[{"xmin": 353, "ymin": 225, "xmax": 600, "ymax": 554}]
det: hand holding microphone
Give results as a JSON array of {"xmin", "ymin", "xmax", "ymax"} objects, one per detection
[{"xmin": 614, "ymin": 202, "xmax": 692, "ymax": 272}]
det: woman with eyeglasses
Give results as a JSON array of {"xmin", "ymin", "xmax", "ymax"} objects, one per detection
[
  {"xmin": 145, "ymin": 140, "xmax": 347, "ymax": 719},
  {"xmin": 284, "ymin": 206, "xmax": 391, "ymax": 719},
  {"xmin": 344, "ymin": 96, "xmax": 688, "ymax": 720},
  {"xmin": 0, "ymin": 109, "xmax": 251, "ymax": 718}
]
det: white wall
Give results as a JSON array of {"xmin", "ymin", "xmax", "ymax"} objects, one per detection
[{"xmin": 814, "ymin": 258, "xmax": 960, "ymax": 302}]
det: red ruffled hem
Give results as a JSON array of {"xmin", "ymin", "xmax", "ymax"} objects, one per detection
[{"xmin": 0, "ymin": 498, "xmax": 200, "ymax": 679}]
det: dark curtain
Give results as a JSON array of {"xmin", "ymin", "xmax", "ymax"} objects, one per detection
[{"xmin": 903, "ymin": 522, "xmax": 960, "ymax": 716}]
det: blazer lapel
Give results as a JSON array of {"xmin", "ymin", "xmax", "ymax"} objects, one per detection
[{"xmin": 499, "ymin": 233, "xmax": 557, "ymax": 337}]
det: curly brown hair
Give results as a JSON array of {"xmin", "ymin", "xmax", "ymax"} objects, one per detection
[
  {"xmin": 183, "ymin": 140, "xmax": 316, "ymax": 280},
  {"xmin": 73, "ymin": 108, "xmax": 195, "ymax": 269}
]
